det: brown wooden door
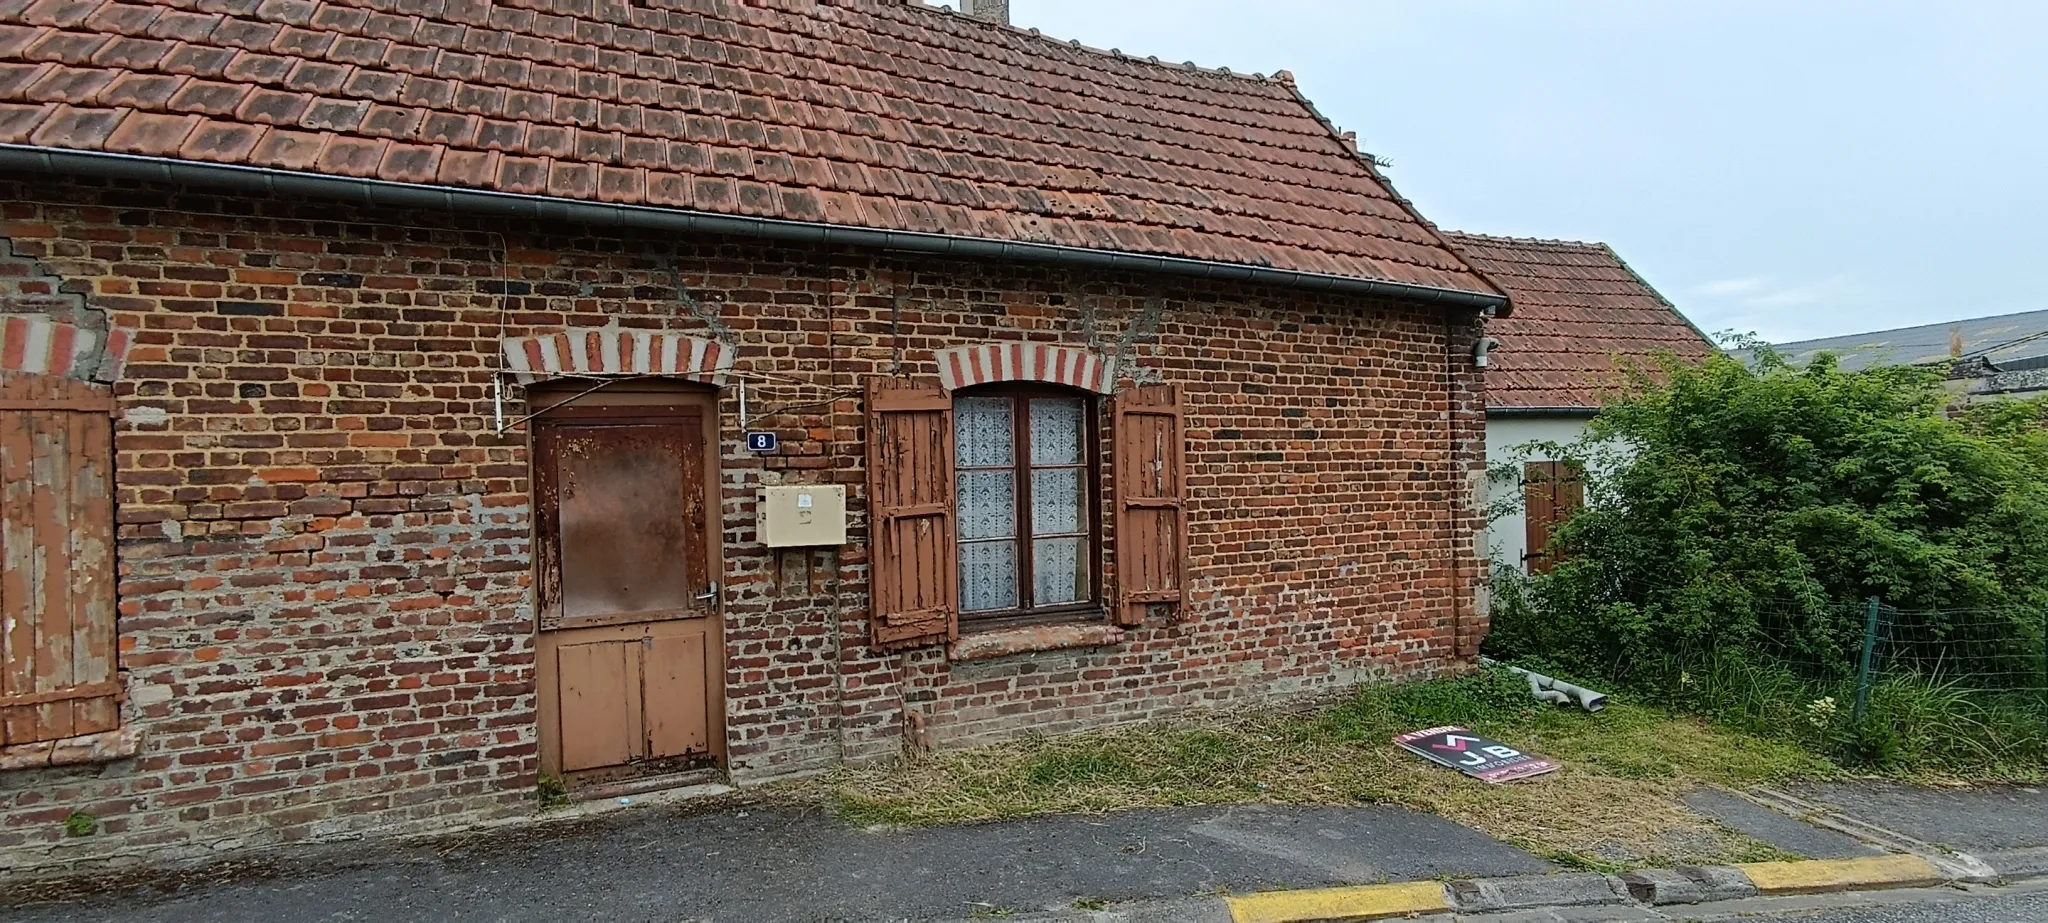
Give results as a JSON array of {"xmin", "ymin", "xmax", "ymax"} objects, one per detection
[{"xmin": 531, "ymin": 384, "xmax": 724, "ymax": 784}]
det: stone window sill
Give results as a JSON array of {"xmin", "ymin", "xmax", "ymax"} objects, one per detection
[
  {"xmin": 0, "ymin": 727, "xmax": 139, "ymax": 772},
  {"xmin": 948, "ymin": 621, "xmax": 1125, "ymax": 662}
]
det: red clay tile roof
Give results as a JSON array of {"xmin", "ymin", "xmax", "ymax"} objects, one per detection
[
  {"xmin": 0, "ymin": 0, "xmax": 1498, "ymax": 299},
  {"xmin": 1445, "ymin": 232, "xmax": 1716, "ymax": 410}
]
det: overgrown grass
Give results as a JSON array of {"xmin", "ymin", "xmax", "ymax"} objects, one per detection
[
  {"xmin": 1578, "ymin": 652, "xmax": 2048, "ymax": 781},
  {"xmin": 826, "ymin": 668, "xmax": 1831, "ymax": 868}
]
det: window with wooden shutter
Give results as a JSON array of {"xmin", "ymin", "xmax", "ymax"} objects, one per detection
[
  {"xmin": 0, "ymin": 373, "xmax": 118, "ymax": 747},
  {"xmin": 865, "ymin": 377, "xmax": 958, "ymax": 649},
  {"xmin": 1112, "ymin": 383, "xmax": 1187, "ymax": 626},
  {"xmin": 1522, "ymin": 460, "xmax": 1585, "ymax": 575}
]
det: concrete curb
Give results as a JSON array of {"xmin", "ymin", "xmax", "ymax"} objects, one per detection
[
  {"xmin": 1221, "ymin": 854, "xmax": 1953, "ymax": 920},
  {"xmin": 1731, "ymin": 855, "xmax": 1945, "ymax": 896},
  {"xmin": 1618, "ymin": 865, "xmax": 1758, "ymax": 905},
  {"xmin": 961, "ymin": 849, "xmax": 2048, "ymax": 922},
  {"xmin": 1223, "ymin": 881, "xmax": 1450, "ymax": 922}
]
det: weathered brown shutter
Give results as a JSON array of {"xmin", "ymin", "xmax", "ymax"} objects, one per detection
[
  {"xmin": 1112, "ymin": 383, "xmax": 1187, "ymax": 626},
  {"xmin": 0, "ymin": 374, "xmax": 118, "ymax": 746},
  {"xmin": 1522, "ymin": 461, "xmax": 1584, "ymax": 575},
  {"xmin": 864, "ymin": 377, "xmax": 958, "ymax": 650}
]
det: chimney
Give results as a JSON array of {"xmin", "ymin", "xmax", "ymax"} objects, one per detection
[{"xmin": 957, "ymin": 0, "xmax": 1010, "ymax": 25}]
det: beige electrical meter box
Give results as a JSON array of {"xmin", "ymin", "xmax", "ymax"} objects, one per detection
[{"xmin": 757, "ymin": 485, "xmax": 847, "ymax": 547}]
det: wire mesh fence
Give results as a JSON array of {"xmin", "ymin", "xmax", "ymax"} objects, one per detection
[
  {"xmin": 1512, "ymin": 569, "xmax": 2048, "ymax": 705},
  {"xmin": 1489, "ymin": 565, "xmax": 2048, "ymax": 770}
]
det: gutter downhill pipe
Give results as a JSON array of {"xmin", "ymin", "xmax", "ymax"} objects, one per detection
[
  {"xmin": 1480, "ymin": 657, "xmax": 1609, "ymax": 713},
  {"xmin": 0, "ymin": 145, "xmax": 1511, "ymax": 313}
]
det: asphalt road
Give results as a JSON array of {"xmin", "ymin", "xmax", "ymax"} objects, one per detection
[
  {"xmin": 1662, "ymin": 882, "xmax": 2048, "ymax": 923},
  {"xmin": 0, "ymin": 803, "xmax": 1549, "ymax": 923},
  {"xmin": 1731, "ymin": 891, "xmax": 2048, "ymax": 922}
]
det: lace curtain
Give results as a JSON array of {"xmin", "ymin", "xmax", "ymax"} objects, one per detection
[{"xmin": 954, "ymin": 394, "xmax": 1090, "ymax": 613}]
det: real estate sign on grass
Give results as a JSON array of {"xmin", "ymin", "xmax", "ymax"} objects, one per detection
[{"xmin": 1395, "ymin": 726, "xmax": 1559, "ymax": 783}]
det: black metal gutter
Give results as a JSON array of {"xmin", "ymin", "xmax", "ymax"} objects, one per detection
[
  {"xmin": 0, "ymin": 145, "xmax": 1509, "ymax": 312},
  {"xmin": 1486, "ymin": 405, "xmax": 1601, "ymax": 418}
]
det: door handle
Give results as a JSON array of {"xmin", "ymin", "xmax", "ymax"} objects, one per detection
[{"xmin": 696, "ymin": 583, "xmax": 720, "ymax": 603}]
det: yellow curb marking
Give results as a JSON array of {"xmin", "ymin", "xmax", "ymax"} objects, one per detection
[
  {"xmin": 1225, "ymin": 881, "xmax": 1451, "ymax": 923},
  {"xmin": 1736, "ymin": 855, "xmax": 1944, "ymax": 895}
]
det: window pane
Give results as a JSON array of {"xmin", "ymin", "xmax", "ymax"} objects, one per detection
[
  {"xmin": 956, "ymin": 397, "xmax": 1014, "ymax": 469},
  {"xmin": 960, "ymin": 540, "xmax": 1019, "ymax": 612},
  {"xmin": 1030, "ymin": 467, "xmax": 1084, "ymax": 535},
  {"xmin": 1029, "ymin": 398, "xmax": 1084, "ymax": 466},
  {"xmin": 1033, "ymin": 537, "xmax": 1088, "ymax": 606},
  {"xmin": 957, "ymin": 470, "xmax": 1016, "ymax": 540}
]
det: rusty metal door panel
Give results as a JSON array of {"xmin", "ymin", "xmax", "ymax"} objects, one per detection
[
  {"xmin": 554, "ymin": 423, "xmax": 700, "ymax": 623},
  {"xmin": 0, "ymin": 373, "xmax": 117, "ymax": 747},
  {"xmin": 643, "ymin": 628, "xmax": 709, "ymax": 759},
  {"xmin": 554, "ymin": 638, "xmax": 641, "ymax": 773}
]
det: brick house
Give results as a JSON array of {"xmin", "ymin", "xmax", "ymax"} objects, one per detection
[
  {"xmin": 0, "ymin": 0, "xmax": 1508, "ymax": 871},
  {"xmin": 1442, "ymin": 234, "xmax": 1715, "ymax": 575}
]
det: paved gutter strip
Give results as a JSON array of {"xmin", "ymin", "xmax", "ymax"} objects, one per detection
[
  {"xmin": 1982, "ymin": 847, "xmax": 2048, "ymax": 882},
  {"xmin": 1738, "ymin": 786, "xmax": 1999, "ymax": 882}
]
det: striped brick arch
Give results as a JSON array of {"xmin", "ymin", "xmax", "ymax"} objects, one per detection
[
  {"xmin": 501, "ymin": 328, "xmax": 733, "ymax": 385},
  {"xmin": 0, "ymin": 315, "xmax": 130, "ymax": 382},
  {"xmin": 935, "ymin": 344, "xmax": 1113, "ymax": 394}
]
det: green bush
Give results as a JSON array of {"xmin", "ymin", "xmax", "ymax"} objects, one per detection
[
  {"xmin": 1488, "ymin": 348, "xmax": 2048, "ymax": 685},
  {"xmin": 1485, "ymin": 345, "xmax": 2048, "ymax": 776}
]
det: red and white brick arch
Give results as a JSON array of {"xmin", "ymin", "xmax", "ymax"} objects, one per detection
[
  {"xmin": 0, "ymin": 315, "xmax": 130, "ymax": 382},
  {"xmin": 500, "ymin": 328, "xmax": 734, "ymax": 385},
  {"xmin": 935, "ymin": 344, "xmax": 1113, "ymax": 394}
]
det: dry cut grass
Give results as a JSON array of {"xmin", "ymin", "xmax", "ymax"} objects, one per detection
[{"xmin": 820, "ymin": 669, "xmax": 1839, "ymax": 870}]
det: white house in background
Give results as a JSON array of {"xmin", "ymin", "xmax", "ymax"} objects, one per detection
[{"xmin": 1444, "ymin": 233, "xmax": 1718, "ymax": 575}]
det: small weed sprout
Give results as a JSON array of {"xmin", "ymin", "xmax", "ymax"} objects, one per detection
[{"xmin": 536, "ymin": 774, "xmax": 569, "ymax": 811}]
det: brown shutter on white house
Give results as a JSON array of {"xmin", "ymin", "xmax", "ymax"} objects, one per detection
[
  {"xmin": 0, "ymin": 374, "xmax": 118, "ymax": 746},
  {"xmin": 864, "ymin": 377, "xmax": 959, "ymax": 650},
  {"xmin": 1112, "ymin": 383, "xmax": 1187, "ymax": 626},
  {"xmin": 1522, "ymin": 461, "xmax": 1584, "ymax": 575}
]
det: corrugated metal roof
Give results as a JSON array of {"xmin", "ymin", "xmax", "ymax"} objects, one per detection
[{"xmin": 1766, "ymin": 310, "xmax": 2048, "ymax": 373}]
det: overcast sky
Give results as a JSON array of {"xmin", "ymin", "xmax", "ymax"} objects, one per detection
[{"xmin": 1014, "ymin": 1, "xmax": 2046, "ymax": 344}]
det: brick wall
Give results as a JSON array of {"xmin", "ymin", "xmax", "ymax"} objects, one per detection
[{"xmin": 0, "ymin": 177, "xmax": 1486, "ymax": 873}]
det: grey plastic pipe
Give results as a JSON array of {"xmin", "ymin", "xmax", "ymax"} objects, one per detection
[{"xmin": 1481, "ymin": 657, "xmax": 1609, "ymax": 713}]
